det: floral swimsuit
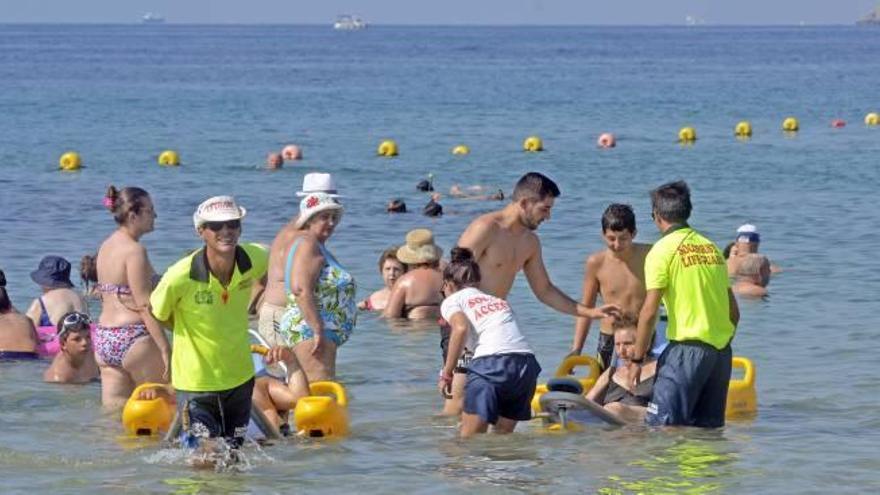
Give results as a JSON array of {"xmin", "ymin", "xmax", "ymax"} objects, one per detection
[{"xmin": 278, "ymin": 239, "xmax": 357, "ymax": 347}]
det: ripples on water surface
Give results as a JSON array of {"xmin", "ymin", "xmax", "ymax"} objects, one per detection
[{"xmin": 1, "ymin": 25, "xmax": 879, "ymax": 493}]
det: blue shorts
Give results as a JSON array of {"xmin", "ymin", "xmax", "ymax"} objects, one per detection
[
  {"xmin": 646, "ymin": 341, "xmax": 732, "ymax": 428},
  {"xmin": 464, "ymin": 353, "xmax": 541, "ymax": 424},
  {"xmin": 176, "ymin": 377, "xmax": 255, "ymax": 449}
]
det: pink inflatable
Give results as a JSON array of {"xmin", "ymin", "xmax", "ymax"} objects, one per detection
[
  {"xmin": 282, "ymin": 145, "xmax": 303, "ymax": 161},
  {"xmin": 831, "ymin": 119, "xmax": 846, "ymax": 128},
  {"xmin": 36, "ymin": 324, "xmax": 97, "ymax": 358},
  {"xmin": 597, "ymin": 133, "xmax": 616, "ymax": 149}
]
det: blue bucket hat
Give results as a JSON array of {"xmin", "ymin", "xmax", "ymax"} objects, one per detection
[{"xmin": 30, "ymin": 256, "xmax": 74, "ymax": 289}]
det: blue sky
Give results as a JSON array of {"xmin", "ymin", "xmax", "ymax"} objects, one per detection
[{"xmin": 2, "ymin": 0, "xmax": 878, "ymax": 25}]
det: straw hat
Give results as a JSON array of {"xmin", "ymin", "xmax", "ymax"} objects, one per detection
[
  {"xmin": 396, "ymin": 229, "xmax": 442, "ymax": 265},
  {"xmin": 294, "ymin": 192, "xmax": 344, "ymax": 229}
]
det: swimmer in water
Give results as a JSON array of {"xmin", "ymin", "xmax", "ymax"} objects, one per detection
[
  {"xmin": 0, "ymin": 269, "xmax": 40, "ymax": 360},
  {"xmin": 43, "ymin": 311, "xmax": 99, "ymax": 384},
  {"xmin": 732, "ymin": 253, "xmax": 771, "ymax": 298},
  {"xmin": 359, "ymin": 247, "xmax": 406, "ymax": 312},
  {"xmin": 449, "ymin": 184, "xmax": 505, "ymax": 201},
  {"xmin": 384, "ymin": 230, "xmax": 444, "ymax": 321},
  {"xmin": 266, "ymin": 152, "xmax": 284, "ymax": 170}
]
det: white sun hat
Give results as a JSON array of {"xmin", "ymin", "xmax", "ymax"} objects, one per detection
[
  {"xmin": 296, "ymin": 173, "xmax": 341, "ymax": 198},
  {"xmin": 192, "ymin": 195, "xmax": 247, "ymax": 230},
  {"xmin": 294, "ymin": 192, "xmax": 344, "ymax": 229}
]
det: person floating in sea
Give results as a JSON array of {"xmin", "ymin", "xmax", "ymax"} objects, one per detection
[
  {"xmin": 570, "ymin": 204, "xmax": 661, "ymax": 370},
  {"xmin": 633, "ymin": 180, "xmax": 739, "ymax": 428},
  {"xmin": 383, "ymin": 229, "xmax": 444, "ymax": 321},
  {"xmin": 438, "ymin": 247, "xmax": 541, "ymax": 438},
  {"xmin": 0, "ymin": 269, "xmax": 40, "ymax": 360},
  {"xmin": 449, "ymin": 184, "xmax": 505, "ymax": 201},
  {"xmin": 358, "ymin": 247, "xmax": 406, "ymax": 312},
  {"xmin": 439, "ymin": 172, "xmax": 619, "ymax": 415},
  {"xmin": 150, "ymin": 195, "xmax": 268, "ymax": 450},
  {"xmin": 732, "ymin": 253, "xmax": 771, "ymax": 299},
  {"xmin": 43, "ymin": 311, "xmax": 99, "ymax": 384}
]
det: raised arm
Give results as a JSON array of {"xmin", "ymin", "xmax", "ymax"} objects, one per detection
[
  {"xmin": 127, "ymin": 244, "xmax": 172, "ymax": 380},
  {"xmin": 570, "ymin": 254, "xmax": 601, "ymax": 356},
  {"xmin": 523, "ymin": 240, "xmax": 618, "ymax": 319},
  {"xmin": 290, "ymin": 236, "xmax": 327, "ymax": 355}
]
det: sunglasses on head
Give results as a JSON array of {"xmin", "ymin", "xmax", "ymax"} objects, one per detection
[
  {"xmin": 58, "ymin": 312, "xmax": 91, "ymax": 338},
  {"xmin": 204, "ymin": 219, "xmax": 241, "ymax": 232}
]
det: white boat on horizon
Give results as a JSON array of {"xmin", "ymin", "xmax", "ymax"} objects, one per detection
[
  {"xmin": 333, "ymin": 15, "xmax": 367, "ymax": 31},
  {"xmin": 142, "ymin": 12, "xmax": 166, "ymax": 24}
]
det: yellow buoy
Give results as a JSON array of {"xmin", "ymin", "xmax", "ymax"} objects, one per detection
[
  {"xmin": 158, "ymin": 150, "xmax": 180, "ymax": 166},
  {"xmin": 734, "ymin": 121, "xmax": 752, "ymax": 137},
  {"xmin": 678, "ymin": 127, "xmax": 697, "ymax": 143},
  {"xmin": 523, "ymin": 136, "xmax": 543, "ymax": 152},
  {"xmin": 782, "ymin": 117, "xmax": 799, "ymax": 132},
  {"xmin": 451, "ymin": 145, "xmax": 470, "ymax": 155},
  {"xmin": 121, "ymin": 383, "xmax": 174, "ymax": 436},
  {"xmin": 293, "ymin": 381, "xmax": 350, "ymax": 438},
  {"xmin": 377, "ymin": 140, "xmax": 399, "ymax": 157},
  {"xmin": 58, "ymin": 151, "xmax": 82, "ymax": 171},
  {"xmin": 726, "ymin": 356, "xmax": 757, "ymax": 420},
  {"xmin": 865, "ymin": 112, "xmax": 880, "ymax": 126}
]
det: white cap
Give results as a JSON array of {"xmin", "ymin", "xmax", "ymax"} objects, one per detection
[
  {"xmin": 193, "ymin": 195, "xmax": 247, "ymax": 230},
  {"xmin": 736, "ymin": 224, "xmax": 758, "ymax": 234},
  {"xmin": 296, "ymin": 173, "xmax": 340, "ymax": 197}
]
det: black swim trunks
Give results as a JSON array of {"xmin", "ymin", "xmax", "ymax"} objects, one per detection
[{"xmin": 176, "ymin": 377, "xmax": 255, "ymax": 449}]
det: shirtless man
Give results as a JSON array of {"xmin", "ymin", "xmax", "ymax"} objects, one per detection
[
  {"xmin": 440, "ymin": 172, "xmax": 618, "ymax": 414},
  {"xmin": 732, "ymin": 253, "xmax": 771, "ymax": 298},
  {"xmin": 727, "ymin": 224, "xmax": 781, "ymax": 276},
  {"xmin": 259, "ymin": 173, "xmax": 340, "ymax": 348},
  {"xmin": 569, "ymin": 204, "xmax": 653, "ymax": 369}
]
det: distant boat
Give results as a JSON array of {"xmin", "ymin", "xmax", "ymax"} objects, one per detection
[
  {"xmin": 857, "ymin": 4, "xmax": 880, "ymax": 25},
  {"xmin": 333, "ymin": 15, "xmax": 367, "ymax": 31},
  {"xmin": 142, "ymin": 12, "xmax": 166, "ymax": 24}
]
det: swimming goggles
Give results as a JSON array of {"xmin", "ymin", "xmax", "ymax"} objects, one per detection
[{"xmin": 58, "ymin": 312, "xmax": 91, "ymax": 339}]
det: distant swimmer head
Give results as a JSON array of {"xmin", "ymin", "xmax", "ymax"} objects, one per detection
[
  {"xmin": 266, "ymin": 152, "xmax": 284, "ymax": 170},
  {"xmin": 105, "ymin": 185, "xmax": 155, "ymax": 232},
  {"xmin": 386, "ymin": 198, "xmax": 407, "ymax": 213},
  {"xmin": 282, "ymin": 144, "xmax": 303, "ymax": 161},
  {"xmin": 416, "ymin": 178, "xmax": 434, "ymax": 192},
  {"xmin": 597, "ymin": 133, "xmax": 616, "ymax": 149},
  {"xmin": 737, "ymin": 253, "xmax": 771, "ymax": 287},
  {"xmin": 423, "ymin": 197, "xmax": 443, "ymax": 217},
  {"xmin": 489, "ymin": 189, "xmax": 504, "ymax": 201}
]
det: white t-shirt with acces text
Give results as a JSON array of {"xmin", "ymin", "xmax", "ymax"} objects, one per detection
[{"xmin": 440, "ymin": 287, "xmax": 533, "ymax": 359}]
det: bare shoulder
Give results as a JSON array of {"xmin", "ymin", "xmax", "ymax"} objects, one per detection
[
  {"xmin": 585, "ymin": 249, "xmax": 606, "ymax": 269},
  {"xmin": 462, "ymin": 212, "xmax": 500, "ymax": 235}
]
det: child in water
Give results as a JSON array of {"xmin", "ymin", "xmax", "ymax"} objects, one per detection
[{"xmin": 437, "ymin": 247, "xmax": 541, "ymax": 438}]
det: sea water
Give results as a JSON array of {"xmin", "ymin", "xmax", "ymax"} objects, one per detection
[{"xmin": 1, "ymin": 24, "xmax": 879, "ymax": 493}]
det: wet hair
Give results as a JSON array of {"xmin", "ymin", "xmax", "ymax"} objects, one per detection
[
  {"xmin": 377, "ymin": 247, "xmax": 405, "ymax": 273},
  {"xmin": 511, "ymin": 172, "xmax": 560, "ymax": 202},
  {"xmin": 650, "ymin": 180, "xmax": 692, "ymax": 224},
  {"xmin": 416, "ymin": 179, "xmax": 434, "ymax": 192},
  {"xmin": 80, "ymin": 254, "xmax": 98, "ymax": 291},
  {"xmin": 601, "ymin": 204, "xmax": 636, "ymax": 233},
  {"xmin": 612, "ymin": 313, "xmax": 639, "ymax": 331},
  {"xmin": 443, "ymin": 247, "xmax": 481, "ymax": 288},
  {"xmin": 722, "ymin": 241, "xmax": 735, "ymax": 259},
  {"xmin": 423, "ymin": 198, "xmax": 443, "ymax": 217},
  {"xmin": 105, "ymin": 185, "xmax": 151, "ymax": 225},
  {"xmin": 387, "ymin": 199, "xmax": 407, "ymax": 213},
  {"xmin": 0, "ymin": 269, "xmax": 10, "ymax": 313},
  {"xmin": 737, "ymin": 254, "xmax": 770, "ymax": 279}
]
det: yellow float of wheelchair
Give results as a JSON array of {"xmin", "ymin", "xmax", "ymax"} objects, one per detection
[
  {"xmin": 122, "ymin": 383, "xmax": 174, "ymax": 436},
  {"xmin": 294, "ymin": 381, "xmax": 350, "ymax": 438},
  {"xmin": 725, "ymin": 356, "xmax": 757, "ymax": 420}
]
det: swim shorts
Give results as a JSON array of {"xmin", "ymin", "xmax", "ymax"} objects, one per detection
[
  {"xmin": 176, "ymin": 377, "xmax": 255, "ymax": 449},
  {"xmin": 597, "ymin": 332, "xmax": 614, "ymax": 370},
  {"xmin": 646, "ymin": 341, "xmax": 732, "ymax": 428},
  {"xmin": 464, "ymin": 353, "xmax": 541, "ymax": 424}
]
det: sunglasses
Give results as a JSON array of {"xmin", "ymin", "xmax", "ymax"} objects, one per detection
[
  {"xmin": 58, "ymin": 312, "xmax": 91, "ymax": 338},
  {"xmin": 204, "ymin": 219, "xmax": 241, "ymax": 232}
]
